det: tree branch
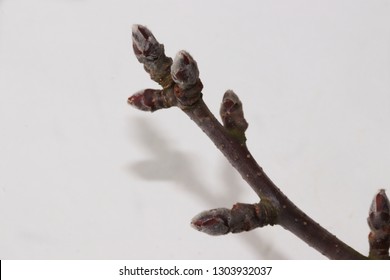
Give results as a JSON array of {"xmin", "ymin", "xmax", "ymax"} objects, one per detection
[{"xmin": 128, "ymin": 24, "xmax": 372, "ymax": 259}]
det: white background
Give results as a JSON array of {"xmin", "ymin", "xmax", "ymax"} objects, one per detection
[{"xmin": 0, "ymin": 0, "xmax": 389, "ymax": 259}]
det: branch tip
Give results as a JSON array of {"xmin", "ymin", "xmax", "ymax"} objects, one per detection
[{"xmin": 132, "ymin": 24, "xmax": 162, "ymax": 62}]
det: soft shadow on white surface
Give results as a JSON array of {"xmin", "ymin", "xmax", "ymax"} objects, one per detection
[
  {"xmin": 128, "ymin": 117, "xmax": 287, "ymax": 259},
  {"xmin": 129, "ymin": 117, "xmax": 243, "ymax": 207}
]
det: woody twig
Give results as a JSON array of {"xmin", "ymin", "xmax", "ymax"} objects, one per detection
[{"xmin": 128, "ymin": 24, "xmax": 387, "ymax": 259}]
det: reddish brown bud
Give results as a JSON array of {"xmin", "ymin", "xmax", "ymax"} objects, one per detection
[
  {"xmin": 128, "ymin": 88, "xmax": 169, "ymax": 112},
  {"xmin": 132, "ymin": 25, "xmax": 173, "ymax": 88},
  {"xmin": 220, "ymin": 90, "xmax": 248, "ymax": 143},
  {"xmin": 132, "ymin": 24, "xmax": 163, "ymax": 62},
  {"xmin": 191, "ymin": 208, "xmax": 230, "ymax": 236},
  {"xmin": 191, "ymin": 202, "xmax": 276, "ymax": 236},
  {"xmin": 171, "ymin": 51, "xmax": 199, "ymax": 89},
  {"xmin": 170, "ymin": 50, "xmax": 202, "ymax": 107},
  {"xmin": 367, "ymin": 189, "xmax": 390, "ymax": 259},
  {"xmin": 368, "ymin": 189, "xmax": 390, "ymax": 231}
]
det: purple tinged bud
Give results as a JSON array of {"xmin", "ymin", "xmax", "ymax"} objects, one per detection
[
  {"xmin": 220, "ymin": 90, "xmax": 248, "ymax": 143},
  {"xmin": 221, "ymin": 90, "xmax": 248, "ymax": 130},
  {"xmin": 368, "ymin": 189, "xmax": 390, "ymax": 231},
  {"xmin": 132, "ymin": 24, "xmax": 163, "ymax": 61},
  {"xmin": 191, "ymin": 208, "xmax": 231, "ymax": 236},
  {"xmin": 128, "ymin": 88, "xmax": 163, "ymax": 112},
  {"xmin": 171, "ymin": 50, "xmax": 199, "ymax": 89}
]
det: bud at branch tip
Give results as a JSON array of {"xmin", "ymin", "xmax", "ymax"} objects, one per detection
[{"xmin": 132, "ymin": 24, "xmax": 162, "ymax": 61}]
